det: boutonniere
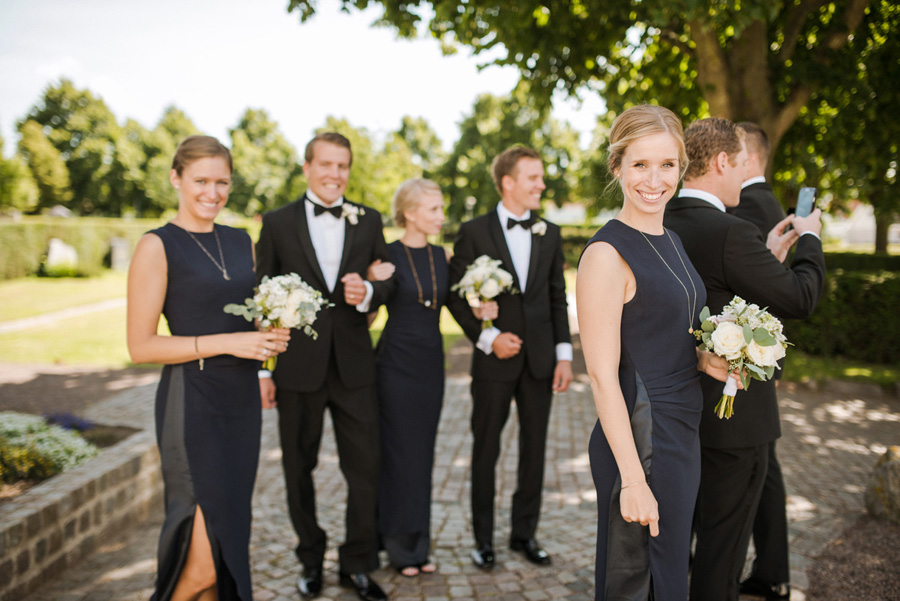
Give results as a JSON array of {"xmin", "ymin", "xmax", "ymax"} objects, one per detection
[
  {"xmin": 341, "ymin": 204, "xmax": 364, "ymax": 225},
  {"xmin": 530, "ymin": 219, "xmax": 547, "ymax": 236}
]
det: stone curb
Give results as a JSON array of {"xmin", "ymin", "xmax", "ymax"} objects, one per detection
[{"xmin": 0, "ymin": 417, "xmax": 162, "ymax": 601}]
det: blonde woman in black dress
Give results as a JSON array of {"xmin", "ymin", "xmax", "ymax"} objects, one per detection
[
  {"xmin": 576, "ymin": 106, "xmax": 738, "ymax": 600},
  {"xmin": 128, "ymin": 136, "xmax": 290, "ymax": 601}
]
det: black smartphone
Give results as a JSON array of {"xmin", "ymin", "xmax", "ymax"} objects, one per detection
[{"xmin": 795, "ymin": 187, "xmax": 817, "ymax": 218}]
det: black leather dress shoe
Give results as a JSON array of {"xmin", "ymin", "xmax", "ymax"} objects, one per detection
[
  {"xmin": 739, "ymin": 576, "xmax": 790, "ymax": 600},
  {"xmin": 339, "ymin": 572, "xmax": 387, "ymax": 601},
  {"xmin": 297, "ymin": 566, "xmax": 323, "ymax": 598},
  {"xmin": 470, "ymin": 544, "xmax": 495, "ymax": 569},
  {"xmin": 510, "ymin": 538, "xmax": 552, "ymax": 565}
]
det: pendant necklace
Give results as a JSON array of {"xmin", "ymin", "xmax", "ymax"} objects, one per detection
[
  {"xmin": 402, "ymin": 242, "xmax": 437, "ymax": 309},
  {"xmin": 638, "ymin": 229, "xmax": 697, "ymax": 333},
  {"xmin": 182, "ymin": 225, "xmax": 230, "ymax": 280}
]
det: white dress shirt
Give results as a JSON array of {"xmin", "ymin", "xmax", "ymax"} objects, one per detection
[
  {"xmin": 476, "ymin": 204, "xmax": 573, "ymax": 363},
  {"xmin": 305, "ymin": 190, "xmax": 373, "ymax": 310},
  {"xmin": 741, "ymin": 175, "xmax": 766, "ymax": 189}
]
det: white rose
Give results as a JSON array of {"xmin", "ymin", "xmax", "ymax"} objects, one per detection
[
  {"xmin": 480, "ymin": 278, "xmax": 501, "ymax": 299},
  {"xmin": 278, "ymin": 308, "xmax": 301, "ymax": 329},
  {"xmin": 746, "ymin": 339, "xmax": 779, "ymax": 367},
  {"xmin": 710, "ymin": 321, "xmax": 746, "ymax": 360},
  {"xmin": 772, "ymin": 343, "xmax": 786, "ymax": 362}
]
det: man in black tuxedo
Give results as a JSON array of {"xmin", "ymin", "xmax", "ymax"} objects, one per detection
[
  {"xmin": 447, "ymin": 146, "xmax": 573, "ymax": 570},
  {"xmin": 730, "ymin": 122, "xmax": 794, "ymax": 601},
  {"xmin": 729, "ymin": 122, "xmax": 789, "ymax": 243},
  {"xmin": 662, "ymin": 119, "xmax": 826, "ymax": 601},
  {"xmin": 256, "ymin": 132, "xmax": 390, "ymax": 601}
]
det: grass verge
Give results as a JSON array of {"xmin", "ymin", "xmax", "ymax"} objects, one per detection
[{"xmin": 0, "ymin": 271, "xmax": 127, "ymax": 321}]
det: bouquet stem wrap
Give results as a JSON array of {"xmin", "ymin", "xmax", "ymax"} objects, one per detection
[{"xmin": 715, "ymin": 378, "xmax": 740, "ymax": 419}]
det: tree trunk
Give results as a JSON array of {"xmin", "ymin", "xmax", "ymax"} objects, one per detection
[
  {"xmin": 874, "ymin": 211, "xmax": 890, "ymax": 255},
  {"xmin": 688, "ymin": 19, "xmax": 732, "ymax": 118}
]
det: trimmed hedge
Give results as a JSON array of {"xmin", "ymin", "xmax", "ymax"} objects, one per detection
[
  {"xmin": 786, "ymin": 269, "xmax": 899, "ymax": 365},
  {"xmin": 0, "ymin": 217, "xmax": 163, "ymax": 280},
  {"xmin": 818, "ymin": 252, "xmax": 900, "ymax": 272}
]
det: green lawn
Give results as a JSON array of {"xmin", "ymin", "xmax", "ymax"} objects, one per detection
[
  {"xmin": 782, "ymin": 350, "xmax": 899, "ymax": 388},
  {"xmin": 0, "ymin": 271, "xmax": 127, "ymax": 321},
  {"xmin": 0, "ymin": 304, "xmax": 132, "ymax": 366}
]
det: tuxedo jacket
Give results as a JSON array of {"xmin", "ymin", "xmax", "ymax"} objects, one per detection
[
  {"xmin": 664, "ymin": 195, "xmax": 825, "ymax": 449},
  {"xmin": 255, "ymin": 194, "xmax": 391, "ymax": 393},
  {"xmin": 728, "ymin": 182, "xmax": 787, "ymax": 237},
  {"xmin": 447, "ymin": 210, "xmax": 571, "ymax": 382}
]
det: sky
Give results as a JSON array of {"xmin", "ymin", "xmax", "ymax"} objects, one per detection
[{"xmin": 0, "ymin": 0, "xmax": 605, "ymax": 155}]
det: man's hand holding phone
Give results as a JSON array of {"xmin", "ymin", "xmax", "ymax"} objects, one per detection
[{"xmin": 787, "ymin": 187, "xmax": 823, "ymax": 237}]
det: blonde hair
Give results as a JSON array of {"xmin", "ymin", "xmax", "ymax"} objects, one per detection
[
  {"xmin": 607, "ymin": 105, "xmax": 687, "ymax": 184},
  {"xmin": 683, "ymin": 118, "xmax": 746, "ymax": 180},
  {"xmin": 392, "ymin": 178, "xmax": 442, "ymax": 227}
]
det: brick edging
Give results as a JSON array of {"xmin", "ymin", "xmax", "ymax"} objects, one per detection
[{"xmin": 0, "ymin": 428, "xmax": 162, "ymax": 601}]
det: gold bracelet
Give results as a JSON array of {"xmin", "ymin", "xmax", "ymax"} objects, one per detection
[
  {"xmin": 194, "ymin": 336, "xmax": 204, "ymax": 371},
  {"xmin": 621, "ymin": 480, "xmax": 646, "ymax": 490}
]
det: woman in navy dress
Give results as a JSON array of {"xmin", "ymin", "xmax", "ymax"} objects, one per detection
[
  {"xmin": 127, "ymin": 136, "xmax": 290, "ymax": 601},
  {"xmin": 576, "ymin": 106, "xmax": 738, "ymax": 600},
  {"xmin": 371, "ymin": 179, "xmax": 496, "ymax": 577}
]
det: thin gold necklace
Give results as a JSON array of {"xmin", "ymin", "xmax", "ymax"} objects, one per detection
[
  {"xmin": 638, "ymin": 229, "xmax": 697, "ymax": 333},
  {"xmin": 402, "ymin": 242, "xmax": 437, "ymax": 309},
  {"xmin": 182, "ymin": 224, "xmax": 230, "ymax": 280}
]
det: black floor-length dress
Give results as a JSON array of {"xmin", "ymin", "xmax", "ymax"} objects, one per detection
[
  {"xmin": 376, "ymin": 241, "xmax": 449, "ymax": 568},
  {"xmin": 150, "ymin": 223, "xmax": 260, "ymax": 601},
  {"xmin": 583, "ymin": 219, "xmax": 707, "ymax": 601}
]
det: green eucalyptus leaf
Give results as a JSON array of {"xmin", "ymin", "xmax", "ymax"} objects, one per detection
[
  {"xmin": 753, "ymin": 328, "xmax": 777, "ymax": 346},
  {"xmin": 700, "ymin": 306, "xmax": 711, "ymax": 322}
]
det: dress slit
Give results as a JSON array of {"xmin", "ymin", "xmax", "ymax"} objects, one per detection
[{"xmin": 153, "ymin": 365, "xmax": 235, "ymax": 600}]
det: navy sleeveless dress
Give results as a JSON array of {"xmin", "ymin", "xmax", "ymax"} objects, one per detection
[
  {"xmin": 583, "ymin": 219, "xmax": 706, "ymax": 601},
  {"xmin": 375, "ymin": 241, "xmax": 449, "ymax": 568},
  {"xmin": 150, "ymin": 223, "xmax": 260, "ymax": 601}
]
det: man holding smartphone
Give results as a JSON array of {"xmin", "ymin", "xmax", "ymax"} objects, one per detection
[
  {"xmin": 728, "ymin": 123, "xmax": 816, "ymax": 601},
  {"xmin": 664, "ymin": 118, "xmax": 826, "ymax": 601}
]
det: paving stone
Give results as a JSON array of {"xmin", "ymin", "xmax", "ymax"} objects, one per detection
[{"xmin": 19, "ymin": 377, "xmax": 900, "ymax": 600}]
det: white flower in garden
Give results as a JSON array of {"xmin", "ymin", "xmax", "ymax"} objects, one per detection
[{"xmin": 710, "ymin": 321, "xmax": 746, "ymax": 360}]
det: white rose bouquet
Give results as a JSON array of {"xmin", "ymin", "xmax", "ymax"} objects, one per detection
[
  {"xmin": 224, "ymin": 273, "xmax": 332, "ymax": 369},
  {"xmin": 451, "ymin": 255, "xmax": 517, "ymax": 329},
  {"xmin": 694, "ymin": 295, "xmax": 789, "ymax": 419}
]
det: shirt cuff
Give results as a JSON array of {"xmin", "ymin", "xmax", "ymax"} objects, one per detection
[
  {"xmin": 799, "ymin": 231, "xmax": 821, "ymax": 241},
  {"xmin": 355, "ymin": 281, "xmax": 375, "ymax": 313},
  {"xmin": 476, "ymin": 327, "xmax": 501, "ymax": 355},
  {"xmin": 555, "ymin": 342, "xmax": 573, "ymax": 362},
  {"xmin": 258, "ymin": 369, "xmax": 272, "ymax": 379}
]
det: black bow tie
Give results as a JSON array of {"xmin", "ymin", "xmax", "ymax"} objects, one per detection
[
  {"xmin": 310, "ymin": 200, "xmax": 343, "ymax": 218},
  {"xmin": 507, "ymin": 216, "xmax": 534, "ymax": 230}
]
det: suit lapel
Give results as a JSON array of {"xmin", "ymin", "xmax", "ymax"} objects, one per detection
[
  {"xmin": 488, "ymin": 211, "xmax": 520, "ymax": 291},
  {"xmin": 524, "ymin": 225, "xmax": 542, "ymax": 296},
  {"xmin": 337, "ymin": 204, "xmax": 357, "ymax": 277},
  {"xmin": 295, "ymin": 195, "xmax": 329, "ymax": 291}
]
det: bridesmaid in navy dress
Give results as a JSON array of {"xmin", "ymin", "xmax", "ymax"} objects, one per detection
[
  {"xmin": 372, "ymin": 179, "xmax": 495, "ymax": 577},
  {"xmin": 127, "ymin": 136, "xmax": 290, "ymax": 601},
  {"xmin": 576, "ymin": 106, "xmax": 738, "ymax": 600}
]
